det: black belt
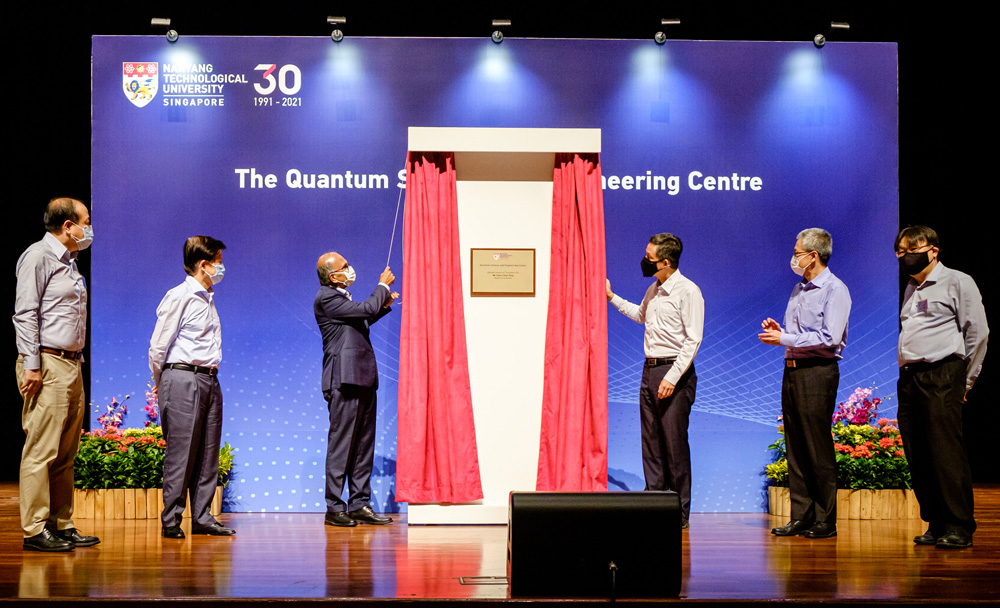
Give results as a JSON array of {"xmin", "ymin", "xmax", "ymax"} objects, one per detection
[
  {"xmin": 40, "ymin": 347, "xmax": 82, "ymax": 361},
  {"xmin": 785, "ymin": 357, "xmax": 837, "ymax": 369},
  {"xmin": 164, "ymin": 363, "xmax": 218, "ymax": 376},
  {"xmin": 901, "ymin": 354, "xmax": 962, "ymax": 374},
  {"xmin": 645, "ymin": 357, "xmax": 676, "ymax": 367}
]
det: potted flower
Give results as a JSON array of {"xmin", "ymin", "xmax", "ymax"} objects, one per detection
[
  {"xmin": 73, "ymin": 382, "xmax": 234, "ymax": 519},
  {"xmin": 765, "ymin": 387, "xmax": 918, "ymax": 520}
]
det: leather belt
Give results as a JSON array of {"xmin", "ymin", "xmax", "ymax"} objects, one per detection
[
  {"xmin": 164, "ymin": 363, "xmax": 219, "ymax": 376},
  {"xmin": 785, "ymin": 357, "xmax": 837, "ymax": 369},
  {"xmin": 901, "ymin": 354, "xmax": 961, "ymax": 374},
  {"xmin": 645, "ymin": 357, "xmax": 676, "ymax": 367},
  {"xmin": 40, "ymin": 347, "xmax": 82, "ymax": 361}
]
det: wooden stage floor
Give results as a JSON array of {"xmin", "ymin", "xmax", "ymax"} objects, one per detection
[{"xmin": 1, "ymin": 484, "xmax": 998, "ymax": 605}]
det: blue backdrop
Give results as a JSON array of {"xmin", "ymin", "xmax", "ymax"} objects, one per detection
[{"xmin": 92, "ymin": 37, "xmax": 898, "ymax": 513}]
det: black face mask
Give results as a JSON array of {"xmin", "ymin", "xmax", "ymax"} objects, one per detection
[
  {"xmin": 900, "ymin": 251, "xmax": 931, "ymax": 276},
  {"xmin": 641, "ymin": 257, "xmax": 662, "ymax": 277}
]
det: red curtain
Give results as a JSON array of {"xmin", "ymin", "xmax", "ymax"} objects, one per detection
[
  {"xmin": 396, "ymin": 151, "xmax": 484, "ymax": 504},
  {"xmin": 536, "ymin": 153, "xmax": 609, "ymax": 491}
]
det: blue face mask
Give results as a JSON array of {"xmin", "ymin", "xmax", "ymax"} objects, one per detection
[
  {"xmin": 72, "ymin": 222, "xmax": 94, "ymax": 250},
  {"xmin": 207, "ymin": 262, "xmax": 225, "ymax": 285}
]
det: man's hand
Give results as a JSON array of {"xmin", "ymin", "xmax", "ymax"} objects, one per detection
[
  {"xmin": 658, "ymin": 378, "xmax": 675, "ymax": 399},
  {"xmin": 20, "ymin": 369, "xmax": 42, "ymax": 398},
  {"xmin": 758, "ymin": 318, "xmax": 782, "ymax": 345},
  {"xmin": 152, "ymin": 384, "xmax": 158, "ymax": 397},
  {"xmin": 606, "ymin": 279, "xmax": 614, "ymax": 302},
  {"xmin": 758, "ymin": 328, "xmax": 782, "ymax": 345},
  {"xmin": 380, "ymin": 266, "xmax": 395, "ymax": 286},
  {"xmin": 384, "ymin": 292, "xmax": 400, "ymax": 308}
]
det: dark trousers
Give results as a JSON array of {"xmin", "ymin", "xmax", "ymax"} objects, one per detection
[
  {"xmin": 781, "ymin": 360, "xmax": 838, "ymax": 523},
  {"xmin": 640, "ymin": 361, "xmax": 695, "ymax": 519},
  {"xmin": 325, "ymin": 384, "xmax": 377, "ymax": 513},
  {"xmin": 897, "ymin": 356, "xmax": 975, "ymax": 536},
  {"xmin": 159, "ymin": 368, "xmax": 223, "ymax": 528}
]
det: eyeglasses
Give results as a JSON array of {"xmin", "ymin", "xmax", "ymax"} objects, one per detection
[{"xmin": 895, "ymin": 244, "xmax": 933, "ymax": 258}]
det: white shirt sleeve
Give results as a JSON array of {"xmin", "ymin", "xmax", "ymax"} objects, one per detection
[
  {"xmin": 665, "ymin": 285, "xmax": 704, "ymax": 386},
  {"xmin": 148, "ymin": 294, "xmax": 184, "ymax": 386}
]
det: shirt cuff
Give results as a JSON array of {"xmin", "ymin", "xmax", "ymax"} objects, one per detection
[
  {"xmin": 778, "ymin": 333, "xmax": 795, "ymax": 348},
  {"xmin": 378, "ymin": 282, "xmax": 390, "ymax": 290},
  {"xmin": 22, "ymin": 354, "xmax": 40, "ymax": 370},
  {"xmin": 610, "ymin": 294, "xmax": 624, "ymax": 308}
]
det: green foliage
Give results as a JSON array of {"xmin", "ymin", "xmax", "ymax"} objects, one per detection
[
  {"xmin": 218, "ymin": 442, "xmax": 234, "ymax": 487},
  {"xmin": 764, "ymin": 405, "xmax": 910, "ymax": 490},
  {"xmin": 74, "ymin": 425, "xmax": 233, "ymax": 490}
]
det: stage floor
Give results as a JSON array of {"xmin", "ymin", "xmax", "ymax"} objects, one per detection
[{"xmin": 1, "ymin": 484, "xmax": 998, "ymax": 604}]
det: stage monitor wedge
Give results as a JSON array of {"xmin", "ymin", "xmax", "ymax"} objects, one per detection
[{"xmin": 508, "ymin": 491, "xmax": 681, "ymax": 598}]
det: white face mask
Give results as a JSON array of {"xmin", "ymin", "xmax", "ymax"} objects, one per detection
[
  {"xmin": 206, "ymin": 262, "xmax": 225, "ymax": 285},
  {"xmin": 71, "ymin": 223, "xmax": 94, "ymax": 250},
  {"xmin": 334, "ymin": 265, "xmax": 356, "ymax": 287},
  {"xmin": 790, "ymin": 253, "xmax": 813, "ymax": 276}
]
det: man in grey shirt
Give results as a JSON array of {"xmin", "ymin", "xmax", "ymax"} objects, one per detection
[
  {"xmin": 895, "ymin": 225, "xmax": 987, "ymax": 549},
  {"xmin": 13, "ymin": 198, "xmax": 100, "ymax": 552}
]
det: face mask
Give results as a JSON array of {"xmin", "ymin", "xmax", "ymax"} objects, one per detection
[
  {"xmin": 334, "ymin": 265, "xmax": 356, "ymax": 287},
  {"xmin": 900, "ymin": 251, "xmax": 931, "ymax": 276},
  {"xmin": 641, "ymin": 257, "xmax": 662, "ymax": 278},
  {"xmin": 790, "ymin": 253, "xmax": 813, "ymax": 276},
  {"xmin": 206, "ymin": 262, "xmax": 225, "ymax": 285},
  {"xmin": 71, "ymin": 223, "xmax": 94, "ymax": 250}
]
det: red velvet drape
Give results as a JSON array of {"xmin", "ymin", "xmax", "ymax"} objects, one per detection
[
  {"xmin": 396, "ymin": 151, "xmax": 484, "ymax": 504},
  {"xmin": 536, "ymin": 153, "xmax": 609, "ymax": 491}
]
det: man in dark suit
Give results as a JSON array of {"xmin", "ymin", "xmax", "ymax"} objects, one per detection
[{"xmin": 314, "ymin": 252, "xmax": 398, "ymax": 527}]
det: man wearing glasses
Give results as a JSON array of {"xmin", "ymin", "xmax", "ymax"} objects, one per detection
[
  {"xmin": 895, "ymin": 226, "xmax": 987, "ymax": 549},
  {"xmin": 759, "ymin": 228, "xmax": 851, "ymax": 540}
]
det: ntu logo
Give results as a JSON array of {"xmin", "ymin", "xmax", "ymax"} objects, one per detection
[{"xmin": 123, "ymin": 62, "xmax": 158, "ymax": 108}]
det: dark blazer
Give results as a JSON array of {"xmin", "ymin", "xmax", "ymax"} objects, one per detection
[{"xmin": 314, "ymin": 284, "xmax": 392, "ymax": 398}]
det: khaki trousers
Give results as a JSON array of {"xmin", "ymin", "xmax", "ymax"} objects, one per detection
[{"xmin": 16, "ymin": 353, "xmax": 85, "ymax": 537}]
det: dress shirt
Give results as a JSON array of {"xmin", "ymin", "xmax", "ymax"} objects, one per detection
[
  {"xmin": 898, "ymin": 262, "xmax": 988, "ymax": 390},
  {"xmin": 13, "ymin": 232, "xmax": 88, "ymax": 369},
  {"xmin": 148, "ymin": 275, "xmax": 222, "ymax": 385},
  {"xmin": 611, "ymin": 270, "xmax": 705, "ymax": 386},
  {"xmin": 779, "ymin": 267, "xmax": 851, "ymax": 360}
]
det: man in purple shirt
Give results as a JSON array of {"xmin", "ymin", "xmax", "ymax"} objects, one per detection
[{"xmin": 759, "ymin": 228, "xmax": 851, "ymax": 539}]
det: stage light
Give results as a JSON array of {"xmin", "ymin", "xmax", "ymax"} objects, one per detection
[
  {"xmin": 151, "ymin": 17, "xmax": 178, "ymax": 43},
  {"xmin": 492, "ymin": 19, "xmax": 510, "ymax": 44},
  {"xmin": 814, "ymin": 22, "xmax": 850, "ymax": 48},
  {"xmin": 328, "ymin": 16, "xmax": 346, "ymax": 43},
  {"xmin": 654, "ymin": 18, "xmax": 680, "ymax": 45}
]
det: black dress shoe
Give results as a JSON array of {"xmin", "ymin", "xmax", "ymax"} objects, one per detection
[
  {"xmin": 325, "ymin": 511, "xmax": 357, "ymax": 527},
  {"xmin": 192, "ymin": 523, "xmax": 236, "ymax": 536},
  {"xmin": 162, "ymin": 526, "xmax": 185, "ymax": 539},
  {"xmin": 24, "ymin": 529, "xmax": 74, "ymax": 552},
  {"xmin": 805, "ymin": 522, "xmax": 837, "ymax": 538},
  {"xmin": 348, "ymin": 505, "xmax": 393, "ymax": 525},
  {"xmin": 53, "ymin": 527, "xmax": 100, "ymax": 547},
  {"xmin": 936, "ymin": 532, "xmax": 972, "ymax": 549},
  {"xmin": 913, "ymin": 527, "xmax": 941, "ymax": 546},
  {"xmin": 681, "ymin": 518, "xmax": 689, "ymax": 530},
  {"xmin": 771, "ymin": 520, "xmax": 813, "ymax": 536}
]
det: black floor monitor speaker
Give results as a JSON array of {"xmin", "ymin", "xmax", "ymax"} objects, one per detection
[{"xmin": 507, "ymin": 491, "xmax": 681, "ymax": 598}]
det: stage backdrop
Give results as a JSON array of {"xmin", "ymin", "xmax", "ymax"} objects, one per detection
[{"xmin": 92, "ymin": 37, "xmax": 898, "ymax": 513}]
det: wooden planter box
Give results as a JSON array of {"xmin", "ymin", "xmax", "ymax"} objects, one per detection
[
  {"xmin": 72, "ymin": 487, "xmax": 223, "ymax": 520},
  {"xmin": 768, "ymin": 486, "xmax": 920, "ymax": 520}
]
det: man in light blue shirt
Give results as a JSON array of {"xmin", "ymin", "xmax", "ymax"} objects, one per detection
[
  {"xmin": 149, "ymin": 235, "xmax": 232, "ymax": 539},
  {"xmin": 895, "ymin": 225, "xmax": 987, "ymax": 550},
  {"xmin": 759, "ymin": 228, "xmax": 851, "ymax": 539}
]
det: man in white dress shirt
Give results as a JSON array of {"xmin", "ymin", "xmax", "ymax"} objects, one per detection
[
  {"xmin": 14, "ymin": 197, "xmax": 100, "ymax": 552},
  {"xmin": 606, "ymin": 233, "xmax": 704, "ymax": 528},
  {"xmin": 895, "ymin": 225, "xmax": 988, "ymax": 549},
  {"xmin": 149, "ymin": 235, "xmax": 233, "ymax": 539}
]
